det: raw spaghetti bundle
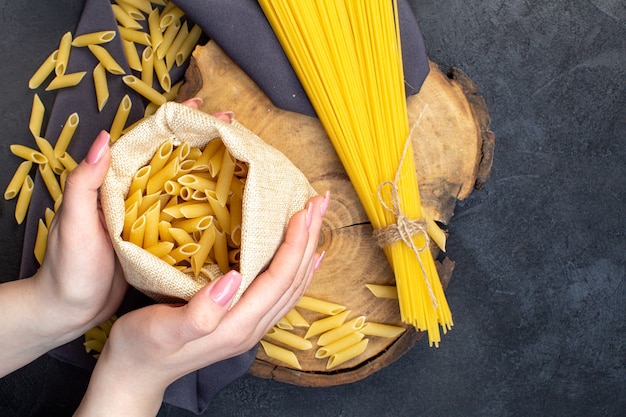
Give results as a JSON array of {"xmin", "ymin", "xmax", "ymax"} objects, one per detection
[
  {"xmin": 100, "ymin": 101, "xmax": 316, "ymax": 304},
  {"xmin": 259, "ymin": 0, "xmax": 453, "ymax": 345}
]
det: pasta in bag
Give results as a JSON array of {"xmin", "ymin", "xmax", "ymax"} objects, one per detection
[{"xmin": 100, "ymin": 101, "xmax": 316, "ymax": 304}]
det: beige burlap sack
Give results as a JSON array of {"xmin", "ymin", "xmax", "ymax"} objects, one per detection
[{"xmin": 100, "ymin": 101, "xmax": 316, "ymax": 304}]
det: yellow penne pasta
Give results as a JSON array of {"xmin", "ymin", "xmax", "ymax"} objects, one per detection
[
  {"xmin": 122, "ymin": 39, "xmax": 142, "ymax": 71},
  {"xmin": 177, "ymin": 174, "xmax": 216, "ymax": 193},
  {"xmin": 260, "ymin": 340, "xmax": 302, "ymax": 370},
  {"xmin": 145, "ymin": 241, "xmax": 174, "ymax": 258},
  {"xmin": 167, "ymin": 141, "xmax": 190, "ymax": 163},
  {"xmin": 10, "ymin": 144, "xmax": 47, "ymax": 164},
  {"xmin": 160, "ymin": 254, "xmax": 177, "ymax": 265},
  {"xmin": 4, "ymin": 161, "xmax": 33, "ymax": 200},
  {"xmin": 137, "ymin": 191, "xmax": 161, "ymax": 216},
  {"xmin": 54, "ymin": 195, "xmax": 63, "ymax": 212},
  {"xmin": 360, "ymin": 322, "xmax": 406, "ymax": 338},
  {"xmin": 171, "ymin": 216, "xmax": 213, "ymax": 233},
  {"xmin": 168, "ymin": 227, "xmax": 195, "ymax": 246},
  {"xmin": 124, "ymin": 188, "xmax": 143, "ymax": 211},
  {"xmin": 315, "ymin": 332, "xmax": 365, "ymax": 359},
  {"xmin": 44, "ymin": 207, "xmax": 55, "ymax": 228},
  {"xmin": 365, "ymin": 284, "xmax": 398, "ymax": 299},
  {"xmin": 297, "ymin": 296, "xmax": 347, "ymax": 316},
  {"xmin": 35, "ymin": 137, "xmax": 64, "ymax": 175},
  {"xmin": 228, "ymin": 248, "xmax": 240, "ymax": 264},
  {"xmin": 175, "ymin": 24, "xmax": 203, "ymax": 66},
  {"xmin": 215, "ymin": 149, "xmax": 235, "ymax": 206},
  {"xmin": 29, "ymin": 94, "xmax": 45, "ymax": 139},
  {"xmin": 83, "ymin": 339, "xmax": 105, "ymax": 354},
  {"xmin": 165, "ymin": 22, "xmax": 188, "ymax": 70},
  {"xmin": 157, "ymin": 19, "xmax": 181, "ymax": 60},
  {"xmin": 304, "ymin": 311, "xmax": 351, "ymax": 339},
  {"xmin": 206, "ymin": 191, "xmax": 230, "ymax": 234},
  {"xmin": 118, "ymin": 26, "xmax": 152, "ymax": 46},
  {"xmin": 120, "ymin": 0, "xmax": 153, "ymax": 15},
  {"xmin": 72, "ymin": 31, "xmax": 116, "ymax": 47},
  {"xmin": 178, "ymin": 202, "xmax": 214, "ymax": 219},
  {"xmin": 39, "ymin": 163, "xmax": 62, "ymax": 203},
  {"xmin": 168, "ymin": 242, "xmax": 201, "ymax": 263},
  {"xmin": 163, "ymin": 179, "xmax": 181, "ymax": 196},
  {"xmin": 144, "ymin": 102, "xmax": 160, "ymax": 118},
  {"xmin": 153, "ymin": 56, "xmax": 171, "ymax": 91},
  {"xmin": 129, "ymin": 214, "xmax": 147, "ymax": 247},
  {"xmin": 123, "ymin": 75, "xmax": 167, "ymax": 105},
  {"xmin": 128, "ymin": 165, "xmax": 151, "ymax": 197},
  {"xmin": 141, "ymin": 46, "xmax": 154, "ymax": 88},
  {"xmin": 34, "ymin": 219, "xmax": 48, "ymax": 265},
  {"xmin": 146, "ymin": 157, "xmax": 179, "ymax": 195},
  {"xmin": 229, "ymin": 192, "xmax": 243, "ymax": 237},
  {"xmin": 186, "ymin": 147, "xmax": 202, "ymax": 161},
  {"xmin": 110, "ymin": 95, "xmax": 132, "ymax": 142},
  {"xmin": 160, "ymin": 200, "xmax": 198, "ymax": 218},
  {"xmin": 123, "ymin": 201, "xmax": 139, "ymax": 241},
  {"xmin": 326, "ymin": 339, "xmax": 369, "ymax": 370},
  {"xmin": 275, "ymin": 317, "xmax": 293, "ymax": 330},
  {"xmin": 147, "ymin": 141, "xmax": 173, "ymax": 177},
  {"xmin": 207, "ymin": 146, "xmax": 224, "ymax": 178},
  {"xmin": 264, "ymin": 327, "xmax": 313, "ymax": 351},
  {"xmin": 54, "ymin": 113, "xmax": 79, "ymax": 157},
  {"xmin": 45, "ymin": 71, "xmax": 87, "ymax": 91},
  {"xmin": 114, "ymin": 0, "xmax": 146, "ymax": 20},
  {"xmin": 93, "ymin": 63, "xmax": 109, "ymax": 111},
  {"xmin": 284, "ymin": 308, "xmax": 309, "ymax": 328},
  {"xmin": 213, "ymin": 229, "xmax": 229, "ymax": 274},
  {"xmin": 147, "ymin": 8, "xmax": 163, "ymax": 51},
  {"xmin": 191, "ymin": 225, "xmax": 216, "ymax": 276},
  {"xmin": 88, "ymin": 44, "xmax": 125, "ymax": 75},
  {"xmin": 317, "ymin": 316, "xmax": 366, "ymax": 346},
  {"xmin": 158, "ymin": 220, "xmax": 174, "ymax": 243},
  {"xmin": 111, "ymin": 4, "xmax": 143, "ymax": 29},
  {"xmin": 159, "ymin": 5, "xmax": 185, "ymax": 29},
  {"xmin": 58, "ymin": 152, "xmax": 78, "ymax": 172},
  {"xmin": 15, "ymin": 175, "xmax": 34, "ymax": 224},
  {"xmin": 29, "ymin": 50, "xmax": 58, "ymax": 89},
  {"xmin": 55, "ymin": 31, "xmax": 72, "ymax": 76},
  {"xmin": 143, "ymin": 201, "xmax": 161, "ymax": 249},
  {"xmin": 163, "ymin": 80, "xmax": 183, "ymax": 101}
]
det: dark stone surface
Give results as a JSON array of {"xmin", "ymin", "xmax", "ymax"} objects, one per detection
[{"xmin": 0, "ymin": 0, "xmax": 624, "ymax": 416}]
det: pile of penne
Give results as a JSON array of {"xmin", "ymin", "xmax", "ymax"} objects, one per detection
[
  {"xmin": 4, "ymin": 0, "xmax": 203, "ymax": 264},
  {"xmin": 260, "ymin": 295, "xmax": 406, "ymax": 370},
  {"xmin": 122, "ymin": 140, "xmax": 246, "ymax": 277}
]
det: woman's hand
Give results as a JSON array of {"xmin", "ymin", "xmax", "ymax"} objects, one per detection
[{"xmin": 75, "ymin": 192, "xmax": 329, "ymax": 416}]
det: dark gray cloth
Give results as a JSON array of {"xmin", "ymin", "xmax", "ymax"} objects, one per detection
[{"xmin": 17, "ymin": 0, "xmax": 430, "ymax": 414}]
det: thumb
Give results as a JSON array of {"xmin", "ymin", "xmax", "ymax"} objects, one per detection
[
  {"xmin": 176, "ymin": 270, "xmax": 242, "ymax": 343},
  {"xmin": 61, "ymin": 130, "xmax": 111, "ymax": 215}
]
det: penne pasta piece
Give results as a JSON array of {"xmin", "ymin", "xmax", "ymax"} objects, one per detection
[
  {"xmin": 163, "ymin": 179, "xmax": 181, "ymax": 196},
  {"xmin": 326, "ymin": 339, "xmax": 369, "ymax": 370},
  {"xmin": 118, "ymin": 26, "xmax": 152, "ymax": 46},
  {"xmin": 275, "ymin": 317, "xmax": 293, "ymax": 331},
  {"xmin": 260, "ymin": 340, "xmax": 302, "ymax": 370},
  {"xmin": 213, "ymin": 229, "xmax": 229, "ymax": 274},
  {"xmin": 10, "ymin": 144, "xmax": 47, "ymax": 165},
  {"xmin": 45, "ymin": 71, "xmax": 87, "ymax": 91},
  {"xmin": 4, "ymin": 161, "xmax": 33, "ymax": 200},
  {"xmin": 110, "ymin": 95, "xmax": 132, "ymax": 142},
  {"xmin": 59, "ymin": 169, "xmax": 69, "ymax": 192},
  {"xmin": 146, "ymin": 157, "xmax": 179, "ymax": 195},
  {"xmin": 168, "ymin": 227, "xmax": 195, "ymax": 246},
  {"xmin": 114, "ymin": 0, "xmax": 146, "ymax": 20},
  {"xmin": 29, "ymin": 94, "xmax": 45, "ymax": 139},
  {"xmin": 160, "ymin": 254, "xmax": 177, "ymax": 265},
  {"xmin": 284, "ymin": 308, "xmax": 309, "ymax": 328},
  {"xmin": 297, "ymin": 296, "xmax": 347, "ymax": 316},
  {"xmin": 33, "ymin": 219, "xmax": 48, "ymax": 265},
  {"xmin": 229, "ymin": 191, "xmax": 243, "ymax": 237},
  {"xmin": 147, "ymin": 8, "xmax": 163, "ymax": 51},
  {"xmin": 264, "ymin": 327, "xmax": 313, "ymax": 351},
  {"xmin": 128, "ymin": 165, "xmax": 151, "ymax": 196},
  {"xmin": 15, "ymin": 175, "xmax": 34, "ymax": 224},
  {"xmin": 365, "ymin": 284, "xmax": 398, "ymax": 299},
  {"xmin": 39, "ymin": 163, "xmax": 62, "ymax": 203},
  {"xmin": 55, "ymin": 31, "xmax": 72, "ymax": 76},
  {"xmin": 360, "ymin": 322, "xmax": 406, "ymax": 338},
  {"xmin": 29, "ymin": 50, "xmax": 58, "ymax": 89},
  {"xmin": 145, "ymin": 241, "xmax": 174, "ymax": 258},
  {"xmin": 58, "ymin": 152, "xmax": 78, "ymax": 172},
  {"xmin": 54, "ymin": 195, "xmax": 63, "ymax": 212},
  {"xmin": 129, "ymin": 214, "xmax": 147, "ymax": 247},
  {"xmin": 160, "ymin": 200, "xmax": 199, "ymax": 218},
  {"xmin": 158, "ymin": 220, "xmax": 174, "ymax": 243},
  {"xmin": 157, "ymin": 19, "xmax": 181, "ymax": 60},
  {"xmin": 315, "ymin": 332, "xmax": 365, "ymax": 359},
  {"xmin": 44, "ymin": 207, "xmax": 55, "ymax": 228},
  {"xmin": 122, "ymin": 201, "xmax": 139, "ymax": 241},
  {"xmin": 175, "ymin": 24, "xmax": 203, "ymax": 66},
  {"xmin": 111, "ymin": 4, "xmax": 143, "ymax": 29},
  {"xmin": 206, "ymin": 190, "xmax": 231, "ymax": 234},
  {"xmin": 178, "ymin": 202, "xmax": 214, "ymax": 219},
  {"xmin": 83, "ymin": 339, "xmax": 105, "ymax": 354},
  {"xmin": 88, "ymin": 44, "xmax": 125, "ymax": 75},
  {"xmin": 54, "ymin": 113, "xmax": 79, "ymax": 157},
  {"xmin": 137, "ymin": 191, "xmax": 161, "ymax": 216},
  {"xmin": 144, "ymin": 102, "xmax": 160, "ymax": 118},
  {"xmin": 165, "ymin": 22, "xmax": 188, "ymax": 70},
  {"xmin": 119, "ymin": 0, "xmax": 153, "ymax": 15},
  {"xmin": 35, "ymin": 137, "xmax": 64, "ymax": 175},
  {"xmin": 122, "ymin": 39, "xmax": 142, "ymax": 71},
  {"xmin": 187, "ymin": 147, "xmax": 202, "ymax": 161},
  {"xmin": 177, "ymin": 174, "xmax": 216, "ymax": 193},
  {"xmin": 141, "ymin": 46, "xmax": 154, "ymax": 88},
  {"xmin": 150, "ymin": 0, "xmax": 167, "ymax": 5},
  {"xmin": 147, "ymin": 141, "xmax": 173, "ymax": 177},
  {"xmin": 159, "ymin": 5, "xmax": 185, "ymax": 29},
  {"xmin": 123, "ymin": 75, "xmax": 167, "ymax": 105},
  {"xmin": 72, "ymin": 31, "xmax": 116, "ymax": 47},
  {"xmin": 93, "ymin": 63, "xmax": 110, "ymax": 111},
  {"xmin": 168, "ymin": 141, "xmax": 190, "ymax": 163},
  {"xmin": 304, "ymin": 311, "xmax": 351, "ymax": 339},
  {"xmin": 215, "ymin": 149, "xmax": 235, "ymax": 206},
  {"xmin": 171, "ymin": 216, "xmax": 213, "ymax": 233},
  {"xmin": 317, "ymin": 316, "xmax": 366, "ymax": 346},
  {"xmin": 143, "ymin": 201, "xmax": 161, "ymax": 249},
  {"xmin": 168, "ymin": 242, "xmax": 201, "ymax": 263},
  {"xmin": 228, "ymin": 248, "xmax": 240, "ymax": 264},
  {"xmin": 191, "ymin": 224, "xmax": 216, "ymax": 276},
  {"xmin": 163, "ymin": 80, "xmax": 183, "ymax": 101},
  {"xmin": 192, "ymin": 139, "xmax": 222, "ymax": 171},
  {"xmin": 153, "ymin": 56, "xmax": 171, "ymax": 91},
  {"xmin": 125, "ymin": 188, "xmax": 143, "ymax": 212}
]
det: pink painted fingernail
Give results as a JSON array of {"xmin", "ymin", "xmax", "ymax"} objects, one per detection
[
  {"xmin": 320, "ymin": 190, "xmax": 330, "ymax": 216},
  {"xmin": 85, "ymin": 131, "xmax": 110, "ymax": 165},
  {"xmin": 313, "ymin": 250, "xmax": 326, "ymax": 272},
  {"xmin": 209, "ymin": 270, "xmax": 242, "ymax": 306},
  {"xmin": 212, "ymin": 111, "xmax": 235, "ymax": 124},
  {"xmin": 305, "ymin": 202, "xmax": 313, "ymax": 229}
]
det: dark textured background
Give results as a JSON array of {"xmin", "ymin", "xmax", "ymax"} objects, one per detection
[{"xmin": 1, "ymin": 0, "xmax": 624, "ymax": 416}]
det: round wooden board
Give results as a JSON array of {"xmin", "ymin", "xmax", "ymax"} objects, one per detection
[{"xmin": 178, "ymin": 41, "xmax": 494, "ymax": 387}]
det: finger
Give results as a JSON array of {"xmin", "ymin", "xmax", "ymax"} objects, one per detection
[{"xmin": 180, "ymin": 97, "xmax": 203, "ymax": 109}]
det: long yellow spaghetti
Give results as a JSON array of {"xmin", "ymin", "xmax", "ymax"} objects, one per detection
[{"xmin": 259, "ymin": 0, "xmax": 453, "ymax": 346}]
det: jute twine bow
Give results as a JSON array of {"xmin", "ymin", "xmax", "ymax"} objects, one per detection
[{"xmin": 372, "ymin": 106, "xmax": 438, "ymax": 308}]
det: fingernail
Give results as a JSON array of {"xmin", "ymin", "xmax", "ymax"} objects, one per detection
[
  {"xmin": 188, "ymin": 97, "xmax": 203, "ymax": 106},
  {"xmin": 85, "ymin": 131, "xmax": 110, "ymax": 165},
  {"xmin": 305, "ymin": 202, "xmax": 313, "ymax": 229},
  {"xmin": 313, "ymin": 250, "xmax": 326, "ymax": 272},
  {"xmin": 213, "ymin": 110, "xmax": 235, "ymax": 123},
  {"xmin": 320, "ymin": 190, "xmax": 330, "ymax": 216},
  {"xmin": 209, "ymin": 271, "xmax": 242, "ymax": 306}
]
